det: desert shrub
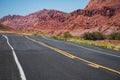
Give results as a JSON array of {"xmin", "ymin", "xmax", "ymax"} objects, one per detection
[
  {"xmin": 107, "ymin": 32, "xmax": 120, "ymax": 40},
  {"xmin": 63, "ymin": 32, "xmax": 72, "ymax": 40},
  {"xmin": 32, "ymin": 32, "xmax": 39, "ymax": 36},
  {"xmin": 52, "ymin": 35, "xmax": 57, "ymax": 39},
  {"xmin": 83, "ymin": 32, "xmax": 105, "ymax": 40}
]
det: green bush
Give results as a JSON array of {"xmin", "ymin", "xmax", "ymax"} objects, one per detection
[
  {"xmin": 107, "ymin": 32, "xmax": 120, "ymax": 40},
  {"xmin": 51, "ymin": 35, "xmax": 57, "ymax": 39},
  {"xmin": 63, "ymin": 32, "xmax": 72, "ymax": 41},
  {"xmin": 83, "ymin": 32, "xmax": 105, "ymax": 40},
  {"xmin": 32, "ymin": 32, "xmax": 38, "ymax": 36}
]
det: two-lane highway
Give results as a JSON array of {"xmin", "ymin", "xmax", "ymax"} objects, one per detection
[{"xmin": 0, "ymin": 33, "xmax": 120, "ymax": 80}]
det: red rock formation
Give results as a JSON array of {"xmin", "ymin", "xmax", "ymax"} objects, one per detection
[
  {"xmin": 85, "ymin": 0, "xmax": 120, "ymax": 10},
  {"xmin": 0, "ymin": 0, "xmax": 120, "ymax": 35},
  {"xmin": 0, "ymin": 24, "xmax": 13, "ymax": 31}
]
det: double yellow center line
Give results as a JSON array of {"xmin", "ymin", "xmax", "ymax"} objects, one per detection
[{"xmin": 25, "ymin": 36, "xmax": 120, "ymax": 75}]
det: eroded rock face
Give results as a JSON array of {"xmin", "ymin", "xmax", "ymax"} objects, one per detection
[
  {"xmin": 85, "ymin": 0, "xmax": 120, "ymax": 10},
  {"xmin": 71, "ymin": 6, "xmax": 118, "ymax": 17},
  {"xmin": 0, "ymin": 0, "xmax": 120, "ymax": 35}
]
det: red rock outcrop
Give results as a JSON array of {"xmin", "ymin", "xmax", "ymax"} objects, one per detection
[
  {"xmin": 0, "ymin": 24, "xmax": 13, "ymax": 31},
  {"xmin": 0, "ymin": 0, "xmax": 120, "ymax": 35},
  {"xmin": 85, "ymin": 0, "xmax": 120, "ymax": 10}
]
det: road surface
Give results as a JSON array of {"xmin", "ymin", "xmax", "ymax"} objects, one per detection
[{"xmin": 0, "ymin": 33, "xmax": 120, "ymax": 80}]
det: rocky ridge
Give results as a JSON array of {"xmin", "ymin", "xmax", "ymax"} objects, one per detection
[{"xmin": 0, "ymin": 0, "xmax": 120, "ymax": 35}]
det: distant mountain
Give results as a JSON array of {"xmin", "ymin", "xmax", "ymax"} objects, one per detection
[
  {"xmin": 0, "ymin": 0, "xmax": 120, "ymax": 35},
  {"xmin": 0, "ymin": 15, "xmax": 24, "ymax": 29}
]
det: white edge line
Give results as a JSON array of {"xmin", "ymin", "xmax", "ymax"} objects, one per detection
[
  {"xmin": 2, "ymin": 35, "xmax": 26, "ymax": 80},
  {"xmin": 70, "ymin": 43, "xmax": 120, "ymax": 58},
  {"xmin": 42, "ymin": 37, "xmax": 120, "ymax": 58}
]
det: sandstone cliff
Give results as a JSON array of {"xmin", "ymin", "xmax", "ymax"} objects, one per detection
[{"xmin": 0, "ymin": 0, "xmax": 120, "ymax": 35}]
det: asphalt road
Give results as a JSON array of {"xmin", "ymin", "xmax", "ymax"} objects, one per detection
[{"xmin": 0, "ymin": 33, "xmax": 120, "ymax": 80}]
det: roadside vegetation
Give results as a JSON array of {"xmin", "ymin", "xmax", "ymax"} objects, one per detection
[
  {"xmin": 32, "ymin": 31, "xmax": 120, "ymax": 51},
  {"xmin": 107, "ymin": 32, "xmax": 120, "ymax": 40},
  {"xmin": 32, "ymin": 32, "xmax": 52, "ymax": 37},
  {"xmin": 83, "ymin": 32, "xmax": 105, "ymax": 40}
]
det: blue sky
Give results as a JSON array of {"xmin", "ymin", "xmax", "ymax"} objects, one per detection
[{"xmin": 0, "ymin": 0, "xmax": 89, "ymax": 18}]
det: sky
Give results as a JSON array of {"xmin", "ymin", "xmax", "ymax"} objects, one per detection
[{"xmin": 0, "ymin": 0, "xmax": 89, "ymax": 18}]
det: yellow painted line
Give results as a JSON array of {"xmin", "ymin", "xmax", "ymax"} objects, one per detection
[
  {"xmin": 88, "ymin": 64, "xmax": 100, "ymax": 68},
  {"xmin": 25, "ymin": 36, "xmax": 120, "ymax": 75}
]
